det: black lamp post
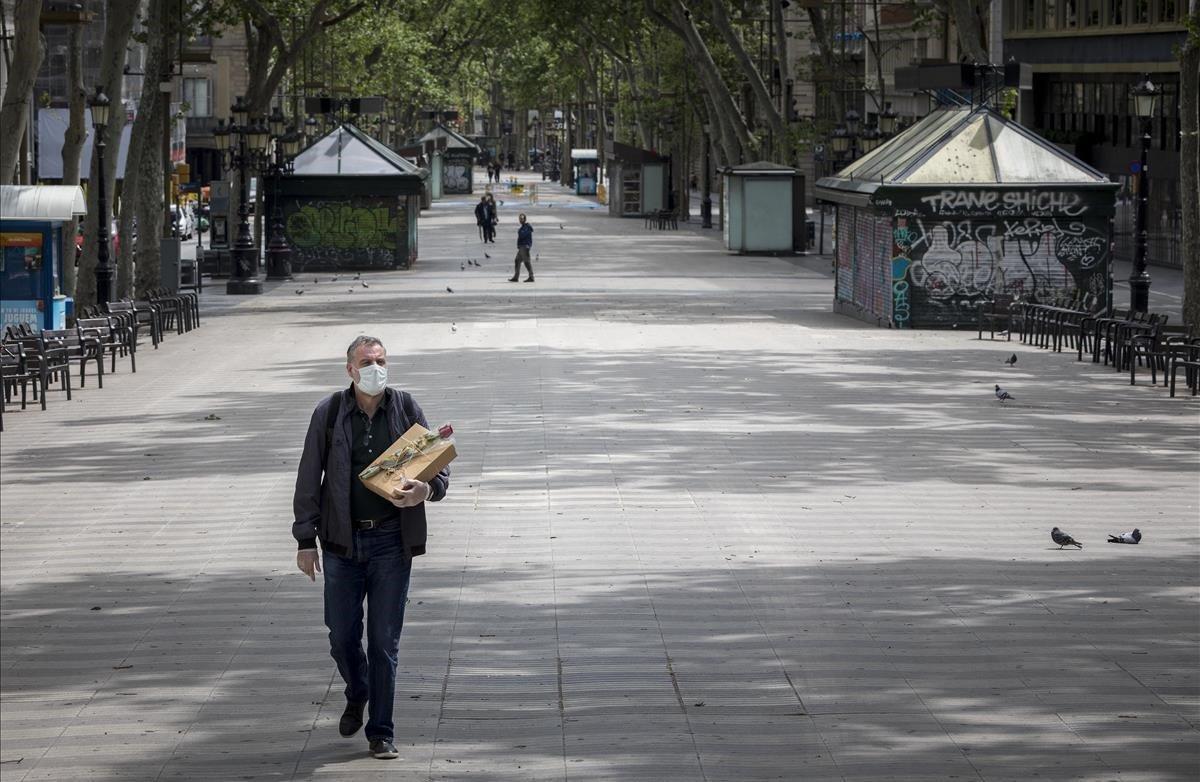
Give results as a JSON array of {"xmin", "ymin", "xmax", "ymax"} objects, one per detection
[
  {"xmin": 701, "ymin": 123, "xmax": 713, "ymax": 229},
  {"xmin": 90, "ymin": 86, "xmax": 113, "ymax": 305},
  {"xmin": 830, "ymin": 123, "xmax": 850, "ymax": 169},
  {"xmin": 216, "ymin": 96, "xmax": 268, "ymax": 295},
  {"xmin": 1129, "ymin": 75, "xmax": 1158, "ymax": 313},
  {"xmin": 879, "ymin": 102, "xmax": 898, "ymax": 137},
  {"xmin": 266, "ymin": 117, "xmax": 302, "ymax": 281}
]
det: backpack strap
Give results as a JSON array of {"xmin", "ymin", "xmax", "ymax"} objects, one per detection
[{"xmin": 323, "ymin": 391, "xmax": 342, "ymax": 468}]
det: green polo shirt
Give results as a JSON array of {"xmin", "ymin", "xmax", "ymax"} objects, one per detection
[{"xmin": 349, "ymin": 393, "xmax": 402, "ymax": 524}]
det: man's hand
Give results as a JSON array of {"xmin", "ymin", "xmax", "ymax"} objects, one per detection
[
  {"xmin": 390, "ymin": 479, "xmax": 431, "ymax": 508},
  {"xmin": 297, "ymin": 549, "xmax": 321, "ymax": 582}
]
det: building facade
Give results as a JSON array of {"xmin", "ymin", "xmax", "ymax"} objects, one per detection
[{"xmin": 1004, "ymin": 0, "xmax": 1188, "ymax": 267}]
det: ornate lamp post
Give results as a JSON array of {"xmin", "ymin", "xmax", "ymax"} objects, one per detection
[
  {"xmin": 266, "ymin": 117, "xmax": 302, "ymax": 281},
  {"xmin": 859, "ymin": 124, "xmax": 881, "ymax": 155},
  {"xmin": 90, "ymin": 86, "xmax": 114, "ymax": 305},
  {"xmin": 844, "ymin": 109, "xmax": 861, "ymax": 162},
  {"xmin": 701, "ymin": 123, "xmax": 713, "ymax": 229},
  {"xmin": 216, "ymin": 96, "xmax": 269, "ymax": 295},
  {"xmin": 1129, "ymin": 75, "xmax": 1158, "ymax": 313},
  {"xmin": 830, "ymin": 123, "xmax": 850, "ymax": 169},
  {"xmin": 879, "ymin": 102, "xmax": 899, "ymax": 138}
]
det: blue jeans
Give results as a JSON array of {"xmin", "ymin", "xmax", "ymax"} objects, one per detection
[{"xmin": 323, "ymin": 526, "xmax": 412, "ymax": 741}]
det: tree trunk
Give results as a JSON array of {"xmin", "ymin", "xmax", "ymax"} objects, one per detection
[
  {"xmin": 773, "ymin": 0, "xmax": 789, "ymax": 122},
  {"xmin": 61, "ymin": 22, "xmax": 88, "ymax": 298},
  {"xmin": 1180, "ymin": 1, "xmax": 1200, "ymax": 335},
  {"xmin": 644, "ymin": 0, "xmax": 754, "ymax": 162},
  {"xmin": 708, "ymin": 0, "xmax": 786, "ymax": 159},
  {"xmin": 807, "ymin": 7, "xmax": 846, "ymax": 124},
  {"xmin": 75, "ymin": 0, "xmax": 137, "ymax": 306},
  {"xmin": 0, "ymin": 0, "xmax": 44, "ymax": 183},
  {"xmin": 942, "ymin": 0, "xmax": 989, "ymax": 63},
  {"xmin": 121, "ymin": 0, "xmax": 167, "ymax": 298}
]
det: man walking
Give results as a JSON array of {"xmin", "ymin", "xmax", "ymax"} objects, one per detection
[
  {"xmin": 293, "ymin": 336, "xmax": 450, "ymax": 760},
  {"xmin": 474, "ymin": 195, "xmax": 490, "ymax": 242},
  {"xmin": 508, "ymin": 212, "xmax": 534, "ymax": 283}
]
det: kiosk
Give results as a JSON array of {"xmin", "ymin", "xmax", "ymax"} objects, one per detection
[
  {"xmin": 605, "ymin": 141, "xmax": 667, "ymax": 217},
  {"xmin": 815, "ymin": 105, "xmax": 1119, "ymax": 328},
  {"xmin": 721, "ymin": 161, "xmax": 797, "ymax": 254},
  {"xmin": 418, "ymin": 124, "xmax": 480, "ymax": 195},
  {"xmin": 571, "ymin": 149, "xmax": 599, "ymax": 195},
  {"xmin": 0, "ymin": 185, "xmax": 85, "ymax": 332},
  {"xmin": 274, "ymin": 124, "xmax": 426, "ymax": 272}
]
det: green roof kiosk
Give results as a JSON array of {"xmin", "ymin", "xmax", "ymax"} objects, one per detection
[
  {"xmin": 815, "ymin": 105, "xmax": 1118, "ymax": 328},
  {"xmin": 721, "ymin": 161, "xmax": 797, "ymax": 253}
]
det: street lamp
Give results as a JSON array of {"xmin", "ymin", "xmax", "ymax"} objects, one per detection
[
  {"xmin": 1129, "ymin": 74, "xmax": 1158, "ymax": 312},
  {"xmin": 859, "ymin": 125, "xmax": 881, "ymax": 154},
  {"xmin": 701, "ymin": 123, "xmax": 713, "ymax": 229},
  {"xmin": 879, "ymin": 102, "xmax": 898, "ymax": 137},
  {"xmin": 218, "ymin": 97, "xmax": 268, "ymax": 295},
  {"xmin": 90, "ymin": 86, "xmax": 113, "ymax": 305},
  {"xmin": 266, "ymin": 121, "xmax": 302, "ymax": 281}
]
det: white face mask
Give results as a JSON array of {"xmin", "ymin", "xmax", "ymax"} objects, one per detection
[{"xmin": 354, "ymin": 363, "xmax": 387, "ymax": 396}]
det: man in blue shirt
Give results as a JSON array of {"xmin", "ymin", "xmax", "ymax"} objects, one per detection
[{"xmin": 508, "ymin": 213, "xmax": 534, "ymax": 283}]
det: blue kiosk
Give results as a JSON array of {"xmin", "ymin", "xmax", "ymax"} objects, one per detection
[{"xmin": 0, "ymin": 186, "xmax": 85, "ymax": 332}]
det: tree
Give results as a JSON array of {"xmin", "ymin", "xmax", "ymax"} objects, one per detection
[
  {"xmin": 60, "ymin": 19, "xmax": 88, "ymax": 297},
  {"xmin": 127, "ymin": 0, "xmax": 171, "ymax": 298},
  {"xmin": 0, "ymin": 0, "xmax": 44, "ymax": 183},
  {"xmin": 75, "ymin": 1, "xmax": 138, "ymax": 307},
  {"xmin": 1181, "ymin": 0, "xmax": 1199, "ymax": 334}
]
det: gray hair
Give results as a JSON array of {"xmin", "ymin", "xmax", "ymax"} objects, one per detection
[{"xmin": 346, "ymin": 335, "xmax": 385, "ymax": 363}]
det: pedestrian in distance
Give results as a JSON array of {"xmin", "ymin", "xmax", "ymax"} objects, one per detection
[
  {"xmin": 474, "ymin": 195, "xmax": 489, "ymax": 242},
  {"xmin": 508, "ymin": 212, "xmax": 534, "ymax": 283},
  {"xmin": 485, "ymin": 192, "xmax": 498, "ymax": 243},
  {"xmin": 293, "ymin": 336, "xmax": 451, "ymax": 761}
]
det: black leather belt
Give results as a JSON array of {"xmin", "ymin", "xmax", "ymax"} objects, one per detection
[{"xmin": 352, "ymin": 518, "xmax": 399, "ymax": 531}]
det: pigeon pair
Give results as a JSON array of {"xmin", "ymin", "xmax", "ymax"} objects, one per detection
[{"xmin": 1052, "ymin": 527, "xmax": 1143, "ymax": 548}]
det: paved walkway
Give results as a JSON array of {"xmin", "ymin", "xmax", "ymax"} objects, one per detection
[{"xmin": 1, "ymin": 172, "xmax": 1197, "ymax": 781}]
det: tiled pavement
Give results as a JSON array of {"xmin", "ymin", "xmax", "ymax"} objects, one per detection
[{"xmin": 1, "ymin": 173, "xmax": 1197, "ymax": 781}]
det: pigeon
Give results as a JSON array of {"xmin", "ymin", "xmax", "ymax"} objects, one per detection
[
  {"xmin": 461, "ymin": 262, "xmax": 466, "ymax": 270},
  {"xmin": 313, "ymin": 278, "xmax": 319, "ymax": 284},
  {"xmin": 446, "ymin": 286, "xmax": 454, "ymax": 293},
  {"xmin": 1004, "ymin": 354, "xmax": 1018, "ymax": 366},
  {"xmin": 331, "ymin": 276, "xmax": 339, "ymax": 282},
  {"xmin": 353, "ymin": 273, "xmax": 361, "ymax": 280},
  {"xmin": 484, "ymin": 252, "xmax": 491, "ymax": 259},
  {"xmin": 294, "ymin": 289, "xmax": 304, "ymax": 295},
  {"xmin": 347, "ymin": 288, "xmax": 353, "ymax": 293},
  {"xmin": 1051, "ymin": 527, "xmax": 1083, "ymax": 549},
  {"xmin": 559, "ymin": 224, "xmax": 564, "ymax": 230},
  {"xmin": 474, "ymin": 259, "xmax": 483, "ymax": 267},
  {"xmin": 361, "ymin": 281, "xmax": 369, "ymax": 288},
  {"xmin": 1107, "ymin": 529, "xmax": 1142, "ymax": 544},
  {"xmin": 995, "ymin": 384, "xmax": 1014, "ymax": 401},
  {"xmin": 450, "ymin": 324, "xmax": 457, "ymax": 333}
]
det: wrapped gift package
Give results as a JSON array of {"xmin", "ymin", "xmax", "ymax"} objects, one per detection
[{"xmin": 359, "ymin": 424, "xmax": 457, "ymax": 501}]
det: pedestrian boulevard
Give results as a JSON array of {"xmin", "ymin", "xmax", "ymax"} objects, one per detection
[{"xmin": 1, "ymin": 172, "xmax": 1197, "ymax": 781}]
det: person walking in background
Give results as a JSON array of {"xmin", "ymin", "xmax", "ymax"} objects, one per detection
[
  {"xmin": 293, "ymin": 336, "xmax": 451, "ymax": 760},
  {"xmin": 508, "ymin": 213, "xmax": 534, "ymax": 283},
  {"xmin": 474, "ymin": 195, "xmax": 490, "ymax": 242},
  {"xmin": 485, "ymin": 193, "xmax": 498, "ymax": 243}
]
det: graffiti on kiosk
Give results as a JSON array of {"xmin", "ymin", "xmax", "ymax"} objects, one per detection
[
  {"xmin": 892, "ymin": 215, "xmax": 1109, "ymax": 326},
  {"xmin": 286, "ymin": 202, "xmax": 398, "ymax": 251},
  {"xmin": 917, "ymin": 189, "xmax": 1089, "ymax": 217}
]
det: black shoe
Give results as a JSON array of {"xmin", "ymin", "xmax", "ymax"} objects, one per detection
[
  {"xmin": 370, "ymin": 739, "xmax": 399, "ymax": 759},
  {"xmin": 524, "ymin": 277, "xmax": 535, "ymax": 282},
  {"xmin": 339, "ymin": 701, "xmax": 366, "ymax": 737},
  {"xmin": 507, "ymin": 276, "xmax": 519, "ymax": 282}
]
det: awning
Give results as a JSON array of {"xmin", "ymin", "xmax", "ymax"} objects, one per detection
[
  {"xmin": 1, "ymin": 185, "xmax": 87, "ymax": 221},
  {"xmin": 570, "ymin": 149, "xmax": 598, "ymax": 160}
]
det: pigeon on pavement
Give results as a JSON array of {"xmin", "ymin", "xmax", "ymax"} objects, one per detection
[
  {"xmin": 1107, "ymin": 529, "xmax": 1142, "ymax": 544},
  {"xmin": 446, "ymin": 286, "xmax": 454, "ymax": 293},
  {"xmin": 559, "ymin": 224, "xmax": 564, "ymax": 230},
  {"xmin": 995, "ymin": 384, "xmax": 1015, "ymax": 401},
  {"xmin": 1051, "ymin": 527, "xmax": 1083, "ymax": 549},
  {"xmin": 1004, "ymin": 354, "xmax": 1018, "ymax": 366},
  {"xmin": 484, "ymin": 252, "xmax": 491, "ymax": 259},
  {"xmin": 294, "ymin": 289, "xmax": 304, "ymax": 295},
  {"xmin": 361, "ymin": 281, "xmax": 369, "ymax": 288},
  {"xmin": 461, "ymin": 262, "xmax": 466, "ymax": 270}
]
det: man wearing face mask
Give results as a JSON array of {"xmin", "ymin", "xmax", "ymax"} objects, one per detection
[{"xmin": 292, "ymin": 335, "xmax": 450, "ymax": 760}]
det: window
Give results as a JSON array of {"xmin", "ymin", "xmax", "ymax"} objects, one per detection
[
  {"xmin": 1106, "ymin": 0, "xmax": 1124, "ymax": 24},
  {"xmin": 1044, "ymin": 0, "xmax": 1059, "ymax": 28},
  {"xmin": 1157, "ymin": 0, "xmax": 1177, "ymax": 20},
  {"xmin": 1024, "ymin": 0, "xmax": 1038, "ymax": 27},
  {"xmin": 1083, "ymin": 0, "xmax": 1102, "ymax": 24},
  {"xmin": 182, "ymin": 78, "xmax": 211, "ymax": 118},
  {"xmin": 1133, "ymin": 0, "xmax": 1150, "ymax": 23}
]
